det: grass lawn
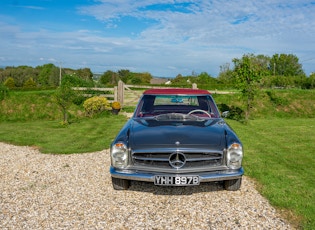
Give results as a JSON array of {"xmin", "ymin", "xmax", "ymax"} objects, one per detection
[
  {"xmin": 0, "ymin": 114, "xmax": 128, "ymax": 153},
  {"xmin": 0, "ymin": 115, "xmax": 314, "ymax": 229},
  {"xmin": 228, "ymin": 118, "xmax": 315, "ymax": 229}
]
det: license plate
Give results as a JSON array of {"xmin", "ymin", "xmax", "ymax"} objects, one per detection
[{"xmin": 154, "ymin": 175, "xmax": 200, "ymax": 186}]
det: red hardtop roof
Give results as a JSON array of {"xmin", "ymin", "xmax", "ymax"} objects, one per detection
[{"xmin": 143, "ymin": 88, "xmax": 211, "ymax": 95}]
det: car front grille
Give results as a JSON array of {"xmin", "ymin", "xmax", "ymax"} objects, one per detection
[{"xmin": 132, "ymin": 151, "xmax": 223, "ymax": 170}]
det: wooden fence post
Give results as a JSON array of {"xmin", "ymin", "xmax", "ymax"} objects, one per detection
[
  {"xmin": 118, "ymin": 80, "xmax": 124, "ymax": 105},
  {"xmin": 114, "ymin": 86, "xmax": 118, "ymax": 101}
]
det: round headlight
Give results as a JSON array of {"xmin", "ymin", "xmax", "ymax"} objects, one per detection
[
  {"xmin": 111, "ymin": 142, "xmax": 128, "ymax": 168},
  {"xmin": 227, "ymin": 143, "xmax": 243, "ymax": 169}
]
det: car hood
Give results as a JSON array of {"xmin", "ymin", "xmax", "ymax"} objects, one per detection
[{"xmin": 130, "ymin": 118, "xmax": 226, "ymax": 149}]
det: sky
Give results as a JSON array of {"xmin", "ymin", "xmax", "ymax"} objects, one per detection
[{"xmin": 0, "ymin": 0, "xmax": 315, "ymax": 78}]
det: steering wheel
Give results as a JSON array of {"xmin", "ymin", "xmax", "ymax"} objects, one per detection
[{"xmin": 188, "ymin": 109, "xmax": 211, "ymax": 117}]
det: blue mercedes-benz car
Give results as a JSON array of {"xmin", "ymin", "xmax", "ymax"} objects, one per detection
[{"xmin": 110, "ymin": 88, "xmax": 244, "ymax": 191}]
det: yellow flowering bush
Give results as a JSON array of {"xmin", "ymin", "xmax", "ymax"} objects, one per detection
[
  {"xmin": 111, "ymin": 101, "xmax": 121, "ymax": 110},
  {"xmin": 83, "ymin": 96, "xmax": 110, "ymax": 117}
]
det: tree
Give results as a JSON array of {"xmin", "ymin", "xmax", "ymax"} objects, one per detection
[
  {"xmin": 130, "ymin": 76, "xmax": 142, "ymax": 84},
  {"xmin": 62, "ymin": 74, "xmax": 94, "ymax": 87},
  {"xmin": 232, "ymin": 54, "xmax": 267, "ymax": 120},
  {"xmin": 117, "ymin": 69, "xmax": 131, "ymax": 83},
  {"xmin": 54, "ymin": 83, "xmax": 76, "ymax": 124},
  {"xmin": 37, "ymin": 63, "xmax": 59, "ymax": 87},
  {"xmin": 218, "ymin": 63, "xmax": 233, "ymax": 84},
  {"xmin": 270, "ymin": 54, "xmax": 305, "ymax": 76},
  {"xmin": 76, "ymin": 68, "xmax": 93, "ymax": 81},
  {"xmin": 304, "ymin": 73, "xmax": 315, "ymax": 89},
  {"xmin": 7, "ymin": 66, "xmax": 36, "ymax": 87},
  {"xmin": 99, "ymin": 70, "xmax": 120, "ymax": 85},
  {"xmin": 172, "ymin": 74, "xmax": 184, "ymax": 84},
  {"xmin": 137, "ymin": 72, "xmax": 152, "ymax": 84},
  {"xmin": 196, "ymin": 72, "xmax": 218, "ymax": 85}
]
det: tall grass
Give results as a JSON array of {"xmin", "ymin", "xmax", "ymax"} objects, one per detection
[
  {"xmin": 0, "ymin": 90, "xmax": 62, "ymax": 121},
  {"xmin": 212, "ymin": 89, "xmax": 315, "ymax": 119},
  {"xmin": 0, "ymin": 90, "xmax": 91, "ymax": 122}
]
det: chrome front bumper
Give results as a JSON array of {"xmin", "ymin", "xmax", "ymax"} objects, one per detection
[{"xmin": 110, "ymin": 166, "xmax": 244, "ymax": 183}]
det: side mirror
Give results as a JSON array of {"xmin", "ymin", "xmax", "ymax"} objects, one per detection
[{"xmin": 221, "ymin": 111, "xmax": 229, "ymax": 118}]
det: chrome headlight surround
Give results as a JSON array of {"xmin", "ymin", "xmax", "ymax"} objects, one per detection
[
  {"xmin": 110, "ymin": 142, "xmax": 128, "ymax": 169},
  {"xmin": 226, "ymin": 143, "xmax": 243, "ymax": 169}
]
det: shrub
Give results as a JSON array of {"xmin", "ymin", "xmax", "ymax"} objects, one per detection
[
  {"xmin": 4, "ymin": 77, "xmax": 15, "ymax": 88},
  {"xmin": 83, "ymin": 96, "xmax": 110, "ymax": 117},
  {"xmin": 62, "ymin": 74, "xmax": 94, "ymax": 87},
  {"xmin": 23, "ymin": 77, "xmax": 37, "ymax": 88},
  {"xmin": 217, "ymin": 103, "xmax": 244, "ymax": 121}
]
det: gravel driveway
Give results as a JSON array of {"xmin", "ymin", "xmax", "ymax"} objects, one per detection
[{"xmin": 0, "ymin": 142, "xmax": 293, "ymax": 229}]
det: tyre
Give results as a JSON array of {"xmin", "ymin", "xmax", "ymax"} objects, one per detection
[
  {"xmin": 111, "ymin": 177, "xmax": 130, "ymax": 190},
  {"xmin": 224, "ymin": 178, "xmax": 242, "ymax": 191}
]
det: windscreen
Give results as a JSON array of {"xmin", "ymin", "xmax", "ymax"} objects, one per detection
[{"xmin": 135, "ymin": 94, "xmax": 220, "ymax": 118}]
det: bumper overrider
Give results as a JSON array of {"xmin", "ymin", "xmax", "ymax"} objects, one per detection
[{"xmin": 110, "ymin": 166, "xmax": 244, "ymax": 183}]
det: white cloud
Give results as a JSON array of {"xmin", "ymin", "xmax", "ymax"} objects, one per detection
[
  {"xmin": 1, "ymin": 0, "xmax": 314, "ymax": 76},
  {"xmin": 79, "ymin": 1, "xmax": 315, "ymax": 48},
  {"xmin": 16, "ymin": 5, "xmax": 45, "ymax": 10}
]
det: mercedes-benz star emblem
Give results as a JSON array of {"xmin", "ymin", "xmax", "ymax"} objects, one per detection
[{"xmin": 169, "ymin": 152, "xmax": 186, "ymax": 169}]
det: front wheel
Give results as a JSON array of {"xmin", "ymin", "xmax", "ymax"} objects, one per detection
[
  {"xmin": 111, "ymin": 177, "xmax": 130, "ymax": 190},
  {"xmin": 224, "ymin": 178, "xmax": 242, "ymax": 191}
]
